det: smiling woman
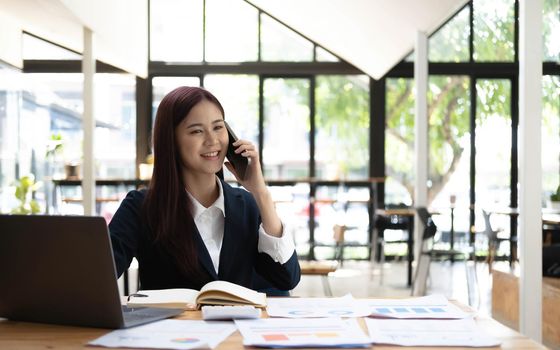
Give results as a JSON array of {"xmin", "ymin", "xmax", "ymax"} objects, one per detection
[{"xmin": 108, "ymin": 86, "xmax": 301, "ymax": 294}]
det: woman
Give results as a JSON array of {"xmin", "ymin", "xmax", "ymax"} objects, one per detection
[{"xmin": 109, "ymin": 86, "xmax": 300, "ymax": 292}]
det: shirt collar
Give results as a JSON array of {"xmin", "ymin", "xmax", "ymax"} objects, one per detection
[{"xmin": 186, "ymin": 176, "xmax": 225, "ymax": 219}]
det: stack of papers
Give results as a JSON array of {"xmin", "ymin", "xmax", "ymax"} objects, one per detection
[
  {"xmin": 364, "ymin": 294, "xmax": 471, "ymax": 319},
  {"xmin": 235, "ymin": 318, "xmax": 371, "ymax": 348},
  {"xmin": 266, "ymin": 296, "xmax": 369, "ymax": 318},
  {"xmin": 88, "ymin": 319, "xmax": 236, "ymax": 350},
  {"xmin": 365, "ymin": 318, "xmax": 501, "ymax": 347}
]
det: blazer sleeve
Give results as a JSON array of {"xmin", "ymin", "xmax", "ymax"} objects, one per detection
[
  {"xmin": 254, "ymin": 250, "xmax": 301, "ymax": 291},
  {"xmin": 108, "ymin": 190, "xmax": 145, "ymax": 278}
]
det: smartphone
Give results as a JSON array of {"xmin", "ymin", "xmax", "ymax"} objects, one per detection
[{"xmin": 225, "ymin": 121, "xmax": 248, "ymax": 180}]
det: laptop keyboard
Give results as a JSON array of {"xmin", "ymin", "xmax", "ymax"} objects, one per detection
[{"xmin": 121, "ymin": 306, "xmax": 183, "ymax": 327}]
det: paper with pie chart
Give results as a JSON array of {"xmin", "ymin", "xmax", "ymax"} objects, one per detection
[
  {"xmin": 266, "ymin": 296, "xmax": 370, "ymax": 318},
  {"xmin": 88, "ymin": 319, "xmax": 236, "ymax": 349}
]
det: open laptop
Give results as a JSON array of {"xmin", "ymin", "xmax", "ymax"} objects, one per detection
[{"xmin": 0, "ymin": 214, "xmax": 183, "ymax": 328}]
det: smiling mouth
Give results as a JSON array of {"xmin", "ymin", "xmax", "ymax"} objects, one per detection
[{"xmin": 201, "ymin": 151, "xmax": 219, "ymax": 158}]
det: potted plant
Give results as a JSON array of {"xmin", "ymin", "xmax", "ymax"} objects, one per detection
[
  {"xmin": 11, "ymin": 175, "xmax": 42, "ymax": 214},
  {"xmin": 548, "ymin": 185, "xmax": 560, "ymax": 210}
]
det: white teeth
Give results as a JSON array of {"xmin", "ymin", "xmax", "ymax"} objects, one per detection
[{"xmin": 203, "ymin": 151, "xmax": 218, "ymax": 157}]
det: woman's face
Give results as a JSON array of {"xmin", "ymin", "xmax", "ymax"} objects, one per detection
[{"xmin": 175, "ymin": 100, "xmax": 228, "ymax": 177}]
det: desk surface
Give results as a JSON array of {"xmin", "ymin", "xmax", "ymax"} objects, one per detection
[{"xmin": 0, "ymin": 301, "xmax": 547, "ymax": 350}]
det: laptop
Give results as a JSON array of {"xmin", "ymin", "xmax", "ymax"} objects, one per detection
[{"xmin": 0, "ymin": 214, "xmax": 183, "ymax": 328}]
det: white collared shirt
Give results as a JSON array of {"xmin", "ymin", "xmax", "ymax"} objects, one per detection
[{"xmin": 186, "ymin": 177, "xmax": 295, "ymax": 274}]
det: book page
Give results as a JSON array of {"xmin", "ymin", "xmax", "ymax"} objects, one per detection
[
  {"xmin": 128, "ymin": 288, "xmax": 199, "ymax": 310},
  {"xmin": 197, "ymin": 280, "xmax": 266, "ymax": 307}
]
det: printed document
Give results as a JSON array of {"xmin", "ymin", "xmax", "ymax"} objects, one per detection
[
  {"xmin": 266, "ymin": 295, "xmax": 369, "ymax": 318},
  {"xmin": 235, "ymin": 318, "xmax": 371, "ymax": 348},
  {"xmin": 88, "ymin": 319, "xmax": 236, "ymax": 350},
  {"xmin": 364, "ymin": 294, "xmax": 470, "ymax": 319},
  {"xmin": 365, "ymin": 318, "xmax": 501, "ymax": 347}
]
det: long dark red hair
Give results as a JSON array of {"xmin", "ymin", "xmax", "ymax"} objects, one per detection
[{"xmin": 143, "ymin": 86, "xmax": 225, "ymax": 284}]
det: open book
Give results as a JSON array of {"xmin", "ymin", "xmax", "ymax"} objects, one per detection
[{"xmin": 127, "ymin": 280, "xmax": 267, "ymax": 310}]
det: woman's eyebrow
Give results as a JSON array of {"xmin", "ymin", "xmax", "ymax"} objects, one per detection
[{"xmin": 185, "ymin": 119, "xmax": 224, "ymax": 129}]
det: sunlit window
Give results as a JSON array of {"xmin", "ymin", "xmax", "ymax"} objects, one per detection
[
  {"xmin": 150, "ymin": 0, "xmax": 203, "ymax": 62},
  {"xmin": 429, "ymin": 6, "xmax": 470, "ymax": 62},
  {"xmin": 205, "ymin": 0, "xmax": 258, "ymax": 62},
  {"xmin": 473, "ymin": 0, "xmax": 515, "ymax": 62},
  {"xmin": 385, "ymin": 78, "xmax": 414, "ymax": 206},
  {"xmin": 260, "ymin": 14, "xmax": 313, "ymax": 62},
  {"xmin": 315, "ymin": 75, "xmax": 369, "ymax": 180},
  {"xmin": 262, "ymin": 78, "xmax": 310, "ymax": 179}
]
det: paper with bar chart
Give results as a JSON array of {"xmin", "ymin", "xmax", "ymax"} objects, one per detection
[
  {"xmin": 235, "ymin": 318, "xmax": 371, "ymax": 348},
  {"xmin": 266, "ymin": 295, "xmax": 369, "ymax": 318},
  {"xmin": 364, "ymin": 294, "xmax": 470, "ymax": 319}
]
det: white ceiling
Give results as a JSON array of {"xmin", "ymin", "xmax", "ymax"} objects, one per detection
[
  {"xmin": 247, "ymin": 0, "xmax": 468, "ymax": 79},
  {"xmin": 0, "ymin": 0, "xmax": 148, "ymax": 77}
]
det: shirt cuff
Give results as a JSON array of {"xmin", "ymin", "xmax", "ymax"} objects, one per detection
[{"xmin": 257, "ymin": 220, "xmax": 296, "ymax": 264}]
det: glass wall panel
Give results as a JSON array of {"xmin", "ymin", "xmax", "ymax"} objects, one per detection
[
  {"xmin": 315, "ymin": 75, "xmax": 369, "ymax": 180},
  {"xmin": 204, "ymin": 75, "xmax": 259, "ymax": 180},
  {"xmin": 150, "ymin": 0, "xmax": 203, "ymax": 62},
  {"xmin": 385, "ymin": 78, "xmax": 414, "ymax": 206},
  {"xmin": 542, "ymin": 75, "xmax": 560, "ymax": 204},
  {"xmin": 475, "ymin": 79, "xmax": 512, "ymax": 244},
  {"xmin": 543, "ymin": 0, "xmax": 560, "ymax": 62},
  {"xmin": 205, "ymin": 0, "xmax": 258, "ymax": 62},
  {"xmin": 152, "ymin": 77, "xmax": 201, "ymax": 122},
  {"xmin": 269, "ymin": 183, "xmax": 311, "ymax": 256},
  {"xmin": 260, "ymin": 14, "xmax": 313, "ymax": 62},
  {"xmin": 262, "ymin": 78, "xmax": 310, "ymax": 179},
  {"xmin": 0, "ymin": 65, "xmax": 22, "ymax": 213},
  {"xmin": 428, "ymin": 76, "xmax": 471, "ymax": 242},
  {"xmin": 429, "ymin": 6, "xmax": 470, "ymax": 62},
  {"xmin": 473, "ymin": 0, "xmax": 515, "ymax": 62}
]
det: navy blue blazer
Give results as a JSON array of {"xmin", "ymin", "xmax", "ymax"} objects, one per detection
[{"xmin": 108, "ymin": 180, "xmax": 300, "ymax": 291}]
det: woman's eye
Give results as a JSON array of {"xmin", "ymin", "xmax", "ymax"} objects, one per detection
[
  {"xmin": 214, "ymin": 125, "xmax": 224, "ymax": 131},
  {"xmin": 190, "ymin": 129, "xmax": 203, "ymax": 135}
]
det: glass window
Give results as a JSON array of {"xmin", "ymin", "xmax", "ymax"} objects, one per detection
[
  {"xmin": 316, "ymin": 47, "xmax": 339, "ymax": 62},
  {"xmin": 269, "ymin": 183, "xmax": 310, "ymax": 257},
  {"xmin": 150, "ymin": 0, "xmax": 203, "ymax": 62},
  {"xmin": 205, "ymin": 0, "xmax": 258, "ymax": 62},
  {"xmin": 475, "ymin": 79, "xmax": 512, "ymax": 228},
  {"xmin": 22, "ymin": 34, "xmax": 81, "ymax": 60},
  {"xmin": 204, "ymin": 74, "xmax": 259, "ymax": 180},
  {"xmin": 385, "ymin": 78, "xmax": 415, "ymax": 206},
  {"xmin": 262, "ymin": 78, "xmax": 310, "ymax": 179},
  {"xmin": 428, "ymin": 76, "xmax": 471, "ymax": 237},
  {"xmin": 315, "ymin": 75, "xmax": 369, "ymax": 180},
  {"xmin": 0, "ymin": 64, "xmax": 22, "ymax": 213},
  {"xmin": 543, "ymin": 0, "xmax": 560, "ymax": 62},
  {"xmin": 260, "ymin": 14, "xmax": 313, "ymax": 62},
  {"xmin": 429, "ymin": 6, "xmax": 470, "ymax": 62},
  {"xmin": 542, "ymin": 75, "xmax": 560, "ymax": 204},
  {"xmin": 473, "ymin": 0, "xmax": 515, "ymax": 62},
  {"xmin": 152, "ymin": 77, "xmax": 201, "ymax": 123}
]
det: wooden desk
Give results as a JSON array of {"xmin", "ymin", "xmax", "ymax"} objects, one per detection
[
  {"xmin": 0, "ymin": 301, "xmax": 548, "ymax": 350},
  {"xmin": 299, "ymin": 260, "xmax": 338, "ymax": 296}
]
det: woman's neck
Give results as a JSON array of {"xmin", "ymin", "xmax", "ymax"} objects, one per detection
[{"xmin": 184, "ymin": 173, "xmax": 219, "ymax": 208}]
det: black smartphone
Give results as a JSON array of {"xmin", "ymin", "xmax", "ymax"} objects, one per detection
[{"xmin": 225, "ymin": 121, "xmax": 248, "ymax": 180}]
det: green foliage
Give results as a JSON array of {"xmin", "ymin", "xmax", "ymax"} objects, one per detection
[
  {"xmin": 551, "ymin": 185, "xmax": 560, "ymax": 202},
  {"xmin": 11, "ymin": 175, "xmax": 42, "ymax": 215},
  {"xmin": 45, "ymin": 133, "xmax": 64, "ymax": 159}
]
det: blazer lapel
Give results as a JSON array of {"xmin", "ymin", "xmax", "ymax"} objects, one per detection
[
  {"xmin": 218, "ymin": 182, "xmax": 243, "ymax": 279},
  {"xmin": 192, "ymin": 224, "xmax": 219, "ymax": 279}
]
